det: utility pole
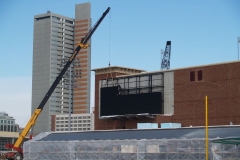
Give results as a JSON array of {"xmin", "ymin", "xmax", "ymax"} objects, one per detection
[{"xmin": 68, "ymin": 64, "xmax": 72, "ymax": 131}]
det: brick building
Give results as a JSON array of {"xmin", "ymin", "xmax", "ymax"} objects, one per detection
[{"xmin": 92, "ymin": 61, "xmax": 240, "ymax": 130}]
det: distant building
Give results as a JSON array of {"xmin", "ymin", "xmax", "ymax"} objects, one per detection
[
  {"xmin": 0, "ymin": 112, "xmax": 19, "ymax": 152},
  {"xmin": 0, "ymin": 112, "xmax": 18, "ymax": 132},
  {"xmin": 32, "ymin": 3, "xmax": 91, "ymax": 134},
  {"xmin": 51, "ymin": 113, "xmax": 94, "ymax": 131}
]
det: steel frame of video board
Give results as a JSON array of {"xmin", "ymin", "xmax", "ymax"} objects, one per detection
[{"xmin": 101, "ymin": 73, "xmax": 164, "ymax": 95}]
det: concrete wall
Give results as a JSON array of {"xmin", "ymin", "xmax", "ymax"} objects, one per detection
[
  {"xmin": 163, "ymin": 71, "xmax": 174, "ymax": 115},
  {"xmin": 32, "ymin": 14, "xmax": 51, "ymax": 133}
]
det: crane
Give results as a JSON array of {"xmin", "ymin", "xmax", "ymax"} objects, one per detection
[
  {"xmin": 3, "ymin": 7, "xmax": 110, "ymax": 160},
  {"xmin": 161, "ymin": 41, "xmax": 171, "ymax": 70}
]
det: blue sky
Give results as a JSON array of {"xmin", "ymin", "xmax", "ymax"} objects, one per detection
[{"xmin": 0, "ymin": 0, "xmax": 240, "ymax": 127}]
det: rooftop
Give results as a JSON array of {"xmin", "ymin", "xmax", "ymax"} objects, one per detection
[
  {"xmin": 91, "ymin": 66, "xmax": 146, "ymax": 75},
  {"xmin": 36, "ymin": 125, "xmax": 240, "ymax": 142}
]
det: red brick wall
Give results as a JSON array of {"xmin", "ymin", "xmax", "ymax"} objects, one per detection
[
  {"xmin": 173, "ymin": 62, "xmax": 240, "ymax": 127},
  {"xmin": 94, "ymin": 62, "xmax": 240, "ymax": 130},
  {"xmin": 73, "ymin": 18, "xmax": 91, "ymax": 114},
  {"xmin": 51, "ymin": 115, "xmax": 56, "ymax": 131}
]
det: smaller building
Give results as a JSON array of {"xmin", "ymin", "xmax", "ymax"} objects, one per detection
[
  {"xmin": 0, "ymin": 112, "xmax": 20, "ymax": 152},
  {"xmin": 51, "ymin": 113, "xmax": 94, "ymax": 131},
  {"xmin": 0, "ymin": 112, "xmax": 18, "ymax": 132}
]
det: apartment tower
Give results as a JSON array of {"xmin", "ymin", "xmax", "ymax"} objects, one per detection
[{"xmin": 32, "ymin": 3, "xmax": 91, "ymax": 133}]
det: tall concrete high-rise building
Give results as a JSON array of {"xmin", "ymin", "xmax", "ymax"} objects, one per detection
[{"xmin": 32, "ymin": 3, "xmax": 91, "ymax": 133}]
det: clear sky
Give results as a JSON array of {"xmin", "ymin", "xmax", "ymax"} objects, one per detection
[{"xmin": 0, "ymin": 0, "xmax": 239, "ymax": 127}]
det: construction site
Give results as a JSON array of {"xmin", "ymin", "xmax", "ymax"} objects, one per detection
[
  {"xmin": 1, "ymin": 2, "xmax": 240, "ymax": 160},
  {"xmin": 22, "ymin": 126, "xmax": 240, "ymax": 160}
]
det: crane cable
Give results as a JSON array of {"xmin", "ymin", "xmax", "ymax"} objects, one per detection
[{"xmin": 106, "ymin": 10, "xmax": 114, "ymax": 86}]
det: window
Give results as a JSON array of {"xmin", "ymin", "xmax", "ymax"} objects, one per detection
[
  {"xmin": 65, "ymin": 20, "xmax": 73, "ymax": 24},
  {"xmin": 52, "ymin": 16, "xmax": 61, "ymax": 21},
  {"xmin": 190, "ymin": 71, "xmax": 195, "ymax": 82},
  {"xmin": 198, "ymin": 70, "xmax": 203, "ymax": 81}
]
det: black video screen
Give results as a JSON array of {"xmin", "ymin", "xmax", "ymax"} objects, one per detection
[{"xmin": 100, "ymin": 86, "xmax": 163, "ymax": 117}]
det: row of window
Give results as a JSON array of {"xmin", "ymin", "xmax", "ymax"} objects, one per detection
[
  {"xmin": 56, "ymin": 120, "xmax": 91, "ymax": 124},
  {"xmin": 56, "ymin": 116, "xmax": 91, "ymax": 120},
  {"xmin": 0, "ymin": 120, "xmax": 14, "ymax": 124},
  {"xmin": 0, "ymin": 138, "xmax": 12, "ymax": 151},
  {"xmin": 51, "ymin": 43, "xmax": 74, "ymax": 51},
  {"xmin": 56, "ymin": 124, "xmax": 91, "ymax": 127},
  {"xmin": 51, "ymin": 30, "xmax": 74, "ymax": 38},
  {"xmin": 0, "ymin": 125, "xmax": 18, "ymax": 132},
  {"xmin": 52, "ymin": 16, "xmax": 73, "ymax": 24},
  {"xmin": 52, "ymin": 24, "xmax": 74, "ymax": 32}
]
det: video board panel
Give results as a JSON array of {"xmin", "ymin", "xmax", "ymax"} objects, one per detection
[{"xmin": 100, "ymin": 86, "xmax": 163, "ymax": 117}]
